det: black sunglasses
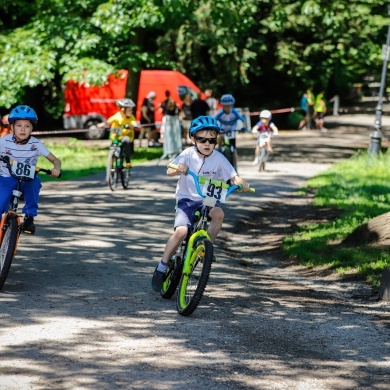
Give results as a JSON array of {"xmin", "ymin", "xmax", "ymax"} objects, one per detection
[{"xmin": 195, "ymin": 136, "xmax": 218, "ymax": 144}]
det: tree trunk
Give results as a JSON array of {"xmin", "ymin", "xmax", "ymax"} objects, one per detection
[
  {"xmin": 125, "ymin": 28, "xmax": 145, "ymax": 101},
  {"xmin": 342, "ymin": 212, "xmax": 390, "ymax": 247}
]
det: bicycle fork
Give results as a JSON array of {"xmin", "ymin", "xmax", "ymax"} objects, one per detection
[{"xmin": 182, "ymin": 229, "xmax": 211, "ymax": 276}]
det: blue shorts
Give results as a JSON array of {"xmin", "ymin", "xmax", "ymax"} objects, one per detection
[{"xmin": 174, "ymin": 198, "xmax": 221, "ymax": 229}]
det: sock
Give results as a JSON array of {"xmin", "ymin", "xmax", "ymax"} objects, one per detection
[{"xmin": 157, "ymin": 260, "xmax": 168, "ymax": 273}]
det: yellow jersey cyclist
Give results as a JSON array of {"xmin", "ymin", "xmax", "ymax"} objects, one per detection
[{"xmin": 98, "ymin": 99, "xmax": 137, "ymax": 168}]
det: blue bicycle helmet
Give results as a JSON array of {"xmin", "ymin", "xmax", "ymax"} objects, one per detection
[
  {"xmin": 8, "ymin": 105, "xmax": 38, "ymax": 124},
  {"xmin": 220, "ymin": 94, "xmax": 235, "ymax": 105},
  {"xmin": 189, "ymin": 116, "xmax": 220, "ymax": 135}
]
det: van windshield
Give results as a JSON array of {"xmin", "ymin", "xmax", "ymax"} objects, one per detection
[{"xmin": 178, "ymin": 86, "xmax": 198, "ymax": 101}]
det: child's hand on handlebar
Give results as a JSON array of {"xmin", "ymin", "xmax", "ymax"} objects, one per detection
[
  {"xmin": 241, "ymin": 181, "xmax": 250, "ymax": 192},
  {"xmin": 176, "ymin": 163, "xmax": 188, "ymax": 175},
  {"xmin": 51, "ymin": 168, "xmax": 61, "ymax": 178}
]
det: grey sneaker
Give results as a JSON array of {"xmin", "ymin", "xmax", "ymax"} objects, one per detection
[{"xmin": 151, "ymin": 267, "xmax": 167, "ymax": 292}]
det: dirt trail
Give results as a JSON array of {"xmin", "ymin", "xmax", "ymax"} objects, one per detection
[{"xmin": 0, "ymin": 126, "xmax": 389, "ymax": 390}]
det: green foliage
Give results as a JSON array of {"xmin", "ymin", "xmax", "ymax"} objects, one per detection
[
  {"xmin": 0, "ymin": 0, "xmax": 389, "ymax": 118},
  {"xmin": 284, "ymin": 151, "xmax": 390, "ymax": 287}
]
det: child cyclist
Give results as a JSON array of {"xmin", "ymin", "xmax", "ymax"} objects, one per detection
[
  {"xmin": 251, "ymin": 109, "xmax": 278, "ymax": 164},
  {"xmin": 0, "ymin": 105, "xmax": 61, "ymax": 234},
  {"xmin": 151, "ymin": 115, "xmax": 250, "ymax": 292},
  {"xmin": 98, "ymin": 98, "xmax": 137, "ymax": 168},
  {"xmin": 214, "ymin": 94, "xmax": 246, "ymax": 168}
]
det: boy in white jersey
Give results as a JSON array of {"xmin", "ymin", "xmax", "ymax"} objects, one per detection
[
  {"xmin": 151, "ymin": 115, "xmax": 250, "ymax": 292},
  {"xmin": 0, "ymin": 105, "xmax": 61, "ymax": 234}
]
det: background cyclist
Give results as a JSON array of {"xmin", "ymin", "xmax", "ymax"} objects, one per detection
[
  {"xmin": 251, "ymin": 109, "xmax": 278, "ymax": 164},
  {"xmin": 214, "ymin": 94, "xmax": 246, "ymax": 168},
  {"xmin": 98, "ymin": 99, "xmax": 137, "ymax": 168}
]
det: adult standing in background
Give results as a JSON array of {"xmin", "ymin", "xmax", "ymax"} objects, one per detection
[
  {"xmin": 298, "ymin": 92, "xmax": 308, "ymax": 130},
  {"xmin": 180, "ymin": 93, "xmax": 193, "ymax": 145},
  {"xmin": 190, "ymin": 92, "xmax": 210, "ymax": 119},
  {"xmin": 205, "ymin": 89, "xmax": 218, "ymax": 116},
  {"xmin": 314, "ymin": 91, "xmax": 327, "ymax": 132},
  {"xmin": 159, "ymin": 91, "xmax": 182, "ymax": 159},
  {"xmin": 306, "ymin": 86, "xmax": 315, "ymax": 130},
  {"xmin": 140, "ymin": 91, "xmax": 158, "ymax": 147}
]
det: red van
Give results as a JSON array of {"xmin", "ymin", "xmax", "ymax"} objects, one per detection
[{"xmin": 63, "ymin": 69, "xmax": 201, "ymax": 139}]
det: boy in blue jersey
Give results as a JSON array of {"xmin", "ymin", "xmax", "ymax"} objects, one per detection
[{"xmin": 214, "ymin": 94, "xmax": 246, "ymax": 169}]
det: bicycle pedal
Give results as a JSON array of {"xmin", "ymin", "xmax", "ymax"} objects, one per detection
[{"xmin": 22, "ymin": 228, "xmax": 35, "ymax": 235}]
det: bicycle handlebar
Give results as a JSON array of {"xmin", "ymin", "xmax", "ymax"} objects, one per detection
[
  {"xmin": 219, "ymin": 127, "xmax": 248, "ymax": 135},
  {"xmin": 0, "ymin": 155, "xmax": 61, "ymax": 178},
  {"xmin": 168, "ymin": 163, "xmax": 255, "ymax": 197}
]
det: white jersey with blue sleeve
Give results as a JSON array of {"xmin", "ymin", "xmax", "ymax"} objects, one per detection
[{"xmin": 214, "ymin": 108, "xmax": 245, "ymax": 139}]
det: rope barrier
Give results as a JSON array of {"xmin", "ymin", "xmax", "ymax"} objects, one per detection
[
  {"xmin": 31, "ymin": 122, "xmax": 163, "ymax": 136},
  {"xmin": 249, "ymin": 107, "xmax": 295, "ymax": 116},
  {"xmin": 31, "ymin": 107, "xmax": 296, "ymax": 136}
]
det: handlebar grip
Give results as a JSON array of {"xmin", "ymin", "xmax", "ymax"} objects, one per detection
[
  {"xmin": 167, "ymin": 163, "xmax": 178, "ymax": 170},
  {"xmin": 36, "ymin": 167, "xmax": 62, "ymax": 178}
]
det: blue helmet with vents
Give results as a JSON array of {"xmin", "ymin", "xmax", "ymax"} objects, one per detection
[
  {"xmin": 220, "ymin": 94, "xmax": 235, "ymax": 105},
  {"xmin": 189, "ymin": 116, "xmax": 220, "ymax": 135},
  {"xmin": 9, "ymin": 105, "xmax": 38, "ymax": 124}
]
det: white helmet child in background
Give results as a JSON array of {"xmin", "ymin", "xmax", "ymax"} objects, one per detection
[{"xmin": 251, "ymin": 108, "xmax": 279, "ymax": 164}]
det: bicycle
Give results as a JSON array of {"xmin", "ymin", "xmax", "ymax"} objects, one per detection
[
  {"xmin": 219, "ymin": 128, "xmax": 245, "ymax": 171},
  {"xmin": 106, "ymin": 127, "xmax": 132, "ymax": 191},
  {"xmin": 160, "ymin": 163, "xmax": 255, "ymax": 316},
  {"xmin": 256, "ymin": 132, "xmax": 272, "ymax": 172},
  {"xmin": 0, "ymin": 155, "xmax": 58, "ymax": 290}
]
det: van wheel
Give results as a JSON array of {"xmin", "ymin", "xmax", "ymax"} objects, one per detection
[{"xmin": 84, "ymin": 119, "xmax": 107, "ymax": 140}]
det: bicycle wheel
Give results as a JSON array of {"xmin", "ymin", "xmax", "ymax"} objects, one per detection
[
  {"xmin": 121, "ymin": 166, "xmax": 131, "ymax": 189},
  {"xmin": 258, "ymin": 147, "xmax": 268, "ymax": 172},
  {"xmin": 176, "ymin": 238, "xmax": 213, "ymax": 316},
  {"xmin": 107, "ymin": 149, "xmax": 119, "ymax": 191},
  {"xmin": 161, "ymin": 255, "xmax": 183, "ymax": 299},
  {"xmin": 0, "ymin": 217, "xmax": 19, "ymax": 290}
]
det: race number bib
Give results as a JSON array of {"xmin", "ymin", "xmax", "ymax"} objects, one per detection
[
  {"xmin": 11, "ymin": 161, "xmax": 35, "ymax": 179},
  {"xmin": 202, "ymin": 179, "xmax": 228, "ymax": 206}
]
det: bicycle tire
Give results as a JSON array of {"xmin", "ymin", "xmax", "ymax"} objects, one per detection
[
  {"xmin": 222, "ymin": 147, "xmax": 234, "ymax": 167},
  {"xmin": 161, "ymin": 255, "xmax": 183, "ymax": 299},
  {"xmin": 176, "ymin": 238, "xmax": 213, "ymax": 316},
  {"xmin": 121, "ymin": 167, "xmax": 131, "ymax": 189},
  {"xmin": 107, "ymin": 149, "xmax": 119, "ymax": 191},
  {"xmin": 0, "ymin": 218, "xmax": 19, "ymax": 290},
  {"xmin": 258, "ymin": 147, "xmax": 268, "ymax": 172}
]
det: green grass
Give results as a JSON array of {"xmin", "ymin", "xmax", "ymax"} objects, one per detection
[
  {"xmin": 283, "ymin": 150, "xmax": 390, "ymax": 287},
  {"xmin": 37, "ymin": 138, "xmax": 163, "ymax": 181}
]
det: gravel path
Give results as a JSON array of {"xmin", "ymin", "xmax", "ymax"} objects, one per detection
[{"xmin": 0, "ymin": 127, "xmax": 389, "ymax": 389}]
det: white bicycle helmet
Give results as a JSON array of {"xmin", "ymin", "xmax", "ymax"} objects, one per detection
[
  {"xmin": 117, "ymin": 98, "xmax": 136, "ymax": 108},
  {"xmin": 260, "ymin": 110, "xmax": 272, "ymax": 119}
]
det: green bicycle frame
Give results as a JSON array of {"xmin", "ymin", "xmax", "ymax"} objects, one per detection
[
  {"xmin": 182, "ymin": 229, "xmax": 211, "ymax": 276},
  {"xmin": 178, "ymin": 229, "xmax": 211, "ymax": 308}
]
